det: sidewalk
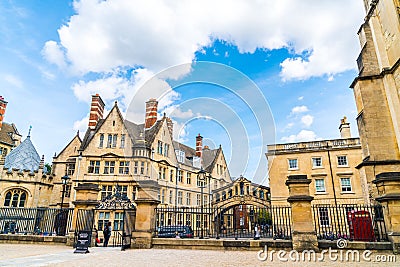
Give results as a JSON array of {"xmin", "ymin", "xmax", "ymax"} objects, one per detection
[{"xmin": 0, "ymin": 244, "xmax": 398, "ymax": 267}]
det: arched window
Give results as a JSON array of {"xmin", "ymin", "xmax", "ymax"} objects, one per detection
[{"xmin": 3, "ymin": 189, "xmax": 28, "ymax": 207}]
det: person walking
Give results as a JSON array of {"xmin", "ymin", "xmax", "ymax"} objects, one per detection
[
  {"xmin": 103, "ymin": 222, "xmax": 112, "ymax": 247},
  {"xmin": 94, "ymin": 227, "xmax": 100, "ymax": 247},
  {"xmin": 254, "ymin": 223, "xmax": 261, "ymax": 240}
]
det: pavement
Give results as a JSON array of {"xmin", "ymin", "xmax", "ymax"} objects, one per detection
[{"xmin": 0, "ymin": 244, "xmax": 398, "ymax": 267}]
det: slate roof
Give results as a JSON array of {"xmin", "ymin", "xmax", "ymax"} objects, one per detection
[
  {"xmin": 78, "ymin": 103, "xmax": 222, "ymax": 171},
  {"xmin": 0, "ymin": 122, "xmax": 20, "ymax": 146},
  {"xmin": 202, "ymin": 147, "xmax": 219, "ymax": 172},
  {"xmin": 4, "ymin": 136, "xmax": 40, "ymax": 172}
]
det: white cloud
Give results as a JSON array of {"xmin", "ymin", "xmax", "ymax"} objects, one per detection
[
  {"xmin": 42, "ymin": 41, "xmax": 66, "ymax": 69},
  {"xmin": 298, "ymin": 96, "xmax": 304, "ymax": 101},
  {"xmin": 161, "ymin": 106, "xmax": 196, "ymax": 119},
  {"xmin": 72, "ymin": 114, "xmax": 88, "ymax": 138},
  {"xmin": 281, "ymin": 130, "xmax": 318, "ymax": 143},
  {"xmin": 3, "ymin": 74, "xmax": 23, "ymax": 88},
  {"xmin": 42, "ymin": 0, "xmax": 364, "ymax": 80},
  {"xmin": 301, "ymin": 115, "xmax": 314, "ymax": 127},
  {"xmin": 291, "ymin": 105, "xmax": 309, "ymax": 114}
]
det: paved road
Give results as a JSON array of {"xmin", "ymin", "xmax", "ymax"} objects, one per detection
[{"xmin": 0, "ymin": 244, "xmax": 398, "ymax": 266}]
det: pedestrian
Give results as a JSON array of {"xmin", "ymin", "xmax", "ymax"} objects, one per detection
[
  {"xmin": 254, "ymin": 224, "xmax": 260, "ymax": 240},
  {"xmin": 103, "ymin": 222, "xmax": 112, "ymax": 247},
  {"xmin": 94, "ymin": 227, "xmax": 100, "ymax": 247},
  {"xmin": 175, "ymin": 231, "xmax": 180, "ymax": 238}
]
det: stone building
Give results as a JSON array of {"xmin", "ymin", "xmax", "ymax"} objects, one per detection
[
  {"xmin": 0, "ymin": 96, "xmax": 21, "ymax": 160},
  {"xmin": 50, "ymin": 94, "xmax": 232, "ymax": 229},
  {"xmin": 0, "ymin": 131, "xmax": 53, "ymax": 208},
  {"xmin": 350, "ymin": 0, "xmax": 400, "ymax": 199},
  {"xmin": 266, "ymin": 117, "xmax": 366, "ymax": 206}
]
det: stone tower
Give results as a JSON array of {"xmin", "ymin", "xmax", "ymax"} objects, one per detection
[{"xmin": 350, "ymin": 0, "xmax": 400, "ymax": 197}]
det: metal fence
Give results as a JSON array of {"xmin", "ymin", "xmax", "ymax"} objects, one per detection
[
  {"xmin": 154, "ymin": 205, "xmax": 292, "ymax": 239},
  {"xmin": 312, "ymin": 204, "xmax": 387, "ymax": 242},
  {"xmin": 0, "ymin": 207, "xmax": 74, "ymax": 236}
]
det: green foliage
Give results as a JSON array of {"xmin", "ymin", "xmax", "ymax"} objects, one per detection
[{"xmin": 44, "ymin": 163, "xmax": 52, "ymax": 174}]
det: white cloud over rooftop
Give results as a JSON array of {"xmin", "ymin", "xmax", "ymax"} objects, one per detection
[{"xmin": 43, "ymin": 0, "xmax": 364, "ymax": 81}]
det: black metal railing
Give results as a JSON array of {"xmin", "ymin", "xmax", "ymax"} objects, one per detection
[
  {"xmin": 312, "ymin": 204, "xmax": 387, "ymax": 242},
  {"xmin": 154, "ymin": 205, "xmax": 292, "ymax": 240},
  {"xmin": 0, "ymin": 207, "xmax": 73, "ymax": 236},
  {"xmin": 112, "ymin": 231, "xmax": 123, "ymax": 247}
]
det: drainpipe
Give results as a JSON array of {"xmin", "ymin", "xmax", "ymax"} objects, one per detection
[{"xmin": 326, "ymin": 142, "xmax": 338, "ymax": 206}]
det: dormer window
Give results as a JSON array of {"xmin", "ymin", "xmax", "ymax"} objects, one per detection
[
  {"xmin": 193, "ymin": 156, "xmax": 201, "ymax": 168},
  {"xmin": 175, "ymin": 150, "xmax": 185, "ymax": 163}
]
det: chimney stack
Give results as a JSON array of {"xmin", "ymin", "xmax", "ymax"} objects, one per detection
[
  {"xmin": 0, "ymin": 96, "xmax": 8, "ymax": 131},
  {"xmin": 166, "ymin": 117, "xmax": 173, "ymax": 137},
  {"xmin": 339, "ymin": 116, "xmax": 351, "ymax": 138},
  {"xmin": 196, "ymin": 133, "xmax": 203, "ymax": 157},
  {"xmin": 88, "ymin": 94, "xmax": 105, "ymax": 130},
  {"xmin": 145, "ymin": 98, "xmax": 158, "ymax": 129}
]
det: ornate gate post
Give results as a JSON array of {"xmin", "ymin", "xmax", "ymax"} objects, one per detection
[
  {"xmin": 373, "ymin": 172, "xmax": 400, "ymax": 253},
  {"xmin": 67, "ymin": 183, "xmax": 100, "ymax": 246},
  {"xmin": 285, "ymin": 175, "xmax": 318, "ymax": 251},
  {"xmin": 131, "ymin": 180, "xmax": 160, "ymax": 249}
]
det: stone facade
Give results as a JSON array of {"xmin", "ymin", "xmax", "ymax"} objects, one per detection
[
  {"xmin": 50, "ymin": 94, "xmax": 232, "ymax": 231},
  {"xmin": 350, "ymin": 0, "xmax": 400, "ymax": 193},
  {"xmin": 212, "ymin": 176, "xmax": 270, "ymax": 209},
  {"xmin": 0, "ymin": 96, "xmax": 21, "ymax": 161},
  {"xmin": 267, "ymin": 118, "xmax": 366, "ymax": 205},
  {"xmin": 0, "ymin": 135, "xmax": 53, "ymax": 208}
]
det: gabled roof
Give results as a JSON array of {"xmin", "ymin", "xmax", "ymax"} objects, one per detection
[
  {"xmin": 54, "ymin": 131, "xmax": 82, "ymax": 159},
  {"xmin": 0, "ymin": 122, "xmax": 21, "ymax": 146},
  {"xmin": 202, "ymin": 147, "xmax": 219, "ymax": 172},
  {"xmin": 77, "ymin": 101, "xmax": 225, "ymax": 172},
  {"xmin": 4, "ymin": 136, "xmax": 40, "ymax": 172}
]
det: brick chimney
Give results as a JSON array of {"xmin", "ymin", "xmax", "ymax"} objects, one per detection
[
  {"xmin": 166, "ymin": 117, "xmax": 173, "ymax": 137},
  {"xmin": 339, "ymin": 116, "xmax": 351, "ymax": 138},
  {"xmin": 196, "ymin": 134, "xmax": 203, "ymax": 157},
  {"xmin": 0, "ymin": 96, "xmax": 8, "ymax": 131},
  {"xmin": 145, "ymin": 98, "xmax": 158, "ymax": 129},
  {"xmin": 88, "ymin": 94, "xmax": 105, "ymax": 130}
]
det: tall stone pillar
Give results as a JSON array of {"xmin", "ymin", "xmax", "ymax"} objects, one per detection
[
  {"xmin": 285, "ymin": 175, "xmax": 318, "ymax": 251},
  {"xmin": 373, "ymin": 172, "xmax": 400, "ymax": 253},
  {"xmin": 131, "ymin": 180, "xmax": 160, "ymax": 249},
  {"xmin": 66, "ymin": 183, "xmax": 100, "ymax": 246}
]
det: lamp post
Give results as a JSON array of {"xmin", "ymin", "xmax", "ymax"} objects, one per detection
[
  {"xmin": 197, "ymin": 168, "xmax": 206, "ymax": 239},
  {"xmin": 60, "ymin": 175, "xmax": 70, "ymax": 209}
]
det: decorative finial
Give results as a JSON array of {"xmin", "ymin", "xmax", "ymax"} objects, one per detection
[
  {"xmin": 27, "ymin": 125, "xmax": 32, "ymax": 138},
  {"xmin": 77, "ymin": 130, "xmax": 80, "ymax": 136}
]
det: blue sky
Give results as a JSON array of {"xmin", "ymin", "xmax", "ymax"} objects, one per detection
[{"xmin": 0, "ymin": 0, "xmax": 366, "ymax": 184}]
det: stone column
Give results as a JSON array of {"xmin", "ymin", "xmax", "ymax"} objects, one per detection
[
  {"xmin": 131, "ymin": 180, "xmax": 160, "ymax": 249},
  {"xmin": 66, "ymin": 183, "xmax": 100, "ymax": 246},
  {"xmin": 285, "ymin": 175, "xmax": 318, "ymax": 251},
  {"xmin": 373, "ymin": 172, "xmax": 400, "ymax": 253}
]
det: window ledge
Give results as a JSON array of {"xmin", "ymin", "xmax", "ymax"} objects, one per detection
[
  {"xmin": 315, "ymin": 192, "xmax": 328, "ymax": 195},
  {"xmin": 340, "ymin": 191, "xmax": 355, "ymax": 194}
]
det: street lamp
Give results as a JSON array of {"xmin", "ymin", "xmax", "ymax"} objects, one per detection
[
  {"xmin": 60, "ymin": 175, "xmax": 70, "ymax": 209},
  {"xmin": 197, "ymin": 168, "xmax": 206, "ymax": 239}
]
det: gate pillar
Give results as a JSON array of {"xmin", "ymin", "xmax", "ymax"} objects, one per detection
[
  {"xmin": 285, "ymin": 175, "xmax": 318, "ymax": 251},
  {"xmin": 131, "ymin": 180, "xmax": 160, "ymax": 249},
  {"xmin": 66, "ymin": 183, "xmax": 100, "ymax": 246},
  {"xmin": 373, "ymin": 172, "xmax": 400, "ymax": 253}
]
